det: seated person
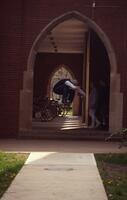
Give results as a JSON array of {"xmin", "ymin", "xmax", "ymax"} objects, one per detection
[{"xmin": 53, "ymin": 78, "xmax": 85, "ymax": 104}]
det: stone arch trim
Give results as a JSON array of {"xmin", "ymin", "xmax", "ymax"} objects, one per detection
[
  {"xmin": 19, "ymin": 11, "xmax": 123, "ymax": 133},
  {"xmin": 28, "ymin": 11, "xmax": 117, "ymax": 74}
]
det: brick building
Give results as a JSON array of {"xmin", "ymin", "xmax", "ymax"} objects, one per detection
[{"xmin": 0, "ymin": 0, "xmax": 127, "ymax": 137}]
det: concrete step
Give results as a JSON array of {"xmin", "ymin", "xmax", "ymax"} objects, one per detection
[
  {"xmin": 19, "ymin": 128, "xmax": 110, "ymax": 140},
  {"xmin": 19, "ymin": 116, "xmax": 112, "ymax": 140}
]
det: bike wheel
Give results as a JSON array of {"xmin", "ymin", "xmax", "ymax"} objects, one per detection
[{"xmin": 40, "ymin": 108, "xmax": 54, "ymax": 121}]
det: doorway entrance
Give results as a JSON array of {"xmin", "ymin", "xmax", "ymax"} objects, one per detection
[
  {"xmin": 19, "ymin": 11, "xmax": 123, "ymax": 135},
  {"xmin": 48, "ymin": 65, "xmax": 80, "ymax": 116},
  {"xmin": 48, "ymin": 65, "xmax": 74, "ymax": 101}
]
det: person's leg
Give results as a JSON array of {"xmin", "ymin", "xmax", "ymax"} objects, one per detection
[
  {"xmin": 98, "ymin": 107, "xmax": 106, "ymax": 128},
  {"xmin": 67, "ymin": 89, "xmax": 75, "ymax": 104},
  {"xmin": 95, "ymin": 117, "xmax": 101, "ymax": 128},
  {"xmin": 89, "ymin": 109, "xmax": 96, "ymax": 128},
  {"xmin": 62, "ymin": 85, "xmax": 70, "ymax": 103},
  {"xmin": 89, "ymin": 109, "xmax": 101, "ymax": 128}
]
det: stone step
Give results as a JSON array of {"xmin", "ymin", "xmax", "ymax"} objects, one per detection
[
  {"xmin": 19, "ymin": 128, "xmax": 110, "ymax": 140},
  {"xmin": 19, "ymin": 116, "xmax": 116, "ymax": 140}
]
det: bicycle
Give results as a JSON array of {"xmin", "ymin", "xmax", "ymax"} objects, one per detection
[
  {"xmin": 55, "ymin": 99, "xmax": 72, "ymax": 117},
  {"xmin": 33, "ymin": 96, "xmax": 72, "ymax": 122},
  {"xmin": 33, "ymin": 97, "xmax": 57, "ymax": 122}
]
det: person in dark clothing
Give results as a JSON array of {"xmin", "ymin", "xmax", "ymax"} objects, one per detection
[
  {"xmin": 89, "ymin": 83, "xmax": 101, "ymax": 128},
  {"xmin": 97, "ymin": 80, "xmax": 109, "ymax": 128},
  {"xmin": 53, "ymin": 79, "xmax": 85, "ymax": 104}
]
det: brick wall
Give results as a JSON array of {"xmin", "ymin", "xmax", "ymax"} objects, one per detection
[{"xmin": 0, "ymin": 0, "xmax": 127, "ymax": 137}]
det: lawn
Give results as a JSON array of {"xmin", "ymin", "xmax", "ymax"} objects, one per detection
[
  {"xmin": 95, "ymin": 153, "xmax": 127, "ymax": 200},
  {"xmin": 0, "ymin": 151, "xmax": 28, "ymax": 198}
]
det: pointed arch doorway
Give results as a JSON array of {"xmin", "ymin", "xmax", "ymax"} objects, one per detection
[
  {"xmin": 48, "ymin": 64, "xmax": 80, "ymax": 116},
  {"xmin": 19, "ymin": 11, "xmax": 123, "ymax": 135},
  {"xmin": 49, "ymin": 65, "xmax": 74, "ymax": 101}
]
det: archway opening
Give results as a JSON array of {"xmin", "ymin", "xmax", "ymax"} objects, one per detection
[
  {"xmin": 19, "ymin": 11, "xmax": 123, "ymax": 135},
  {"xmin": 32, "ymin": 18, "xmax": 110, "ymax": 131},
  {"xmin": 49, "ymin": 65, "xmax": 74, "ymax": 101}
]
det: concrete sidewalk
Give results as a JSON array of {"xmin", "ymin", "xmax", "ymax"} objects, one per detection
[
  {"xmin": 1, "ymin": 152, "xmax": 108, "ymax": 200},
  {"xmin": 0, "ymin": 139, "xmax": 126, "ymax": 199}
]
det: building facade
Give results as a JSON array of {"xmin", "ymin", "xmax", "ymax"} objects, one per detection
[{"xmin": 0, "ymin": 0, "xmax": 127, "ymax": 137}]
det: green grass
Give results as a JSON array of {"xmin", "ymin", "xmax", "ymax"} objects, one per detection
[
  {"xmin": 0, "ymin": 151, "xmax": 28, "ymax": 198},
  {"xmin": 95, "ymin": 153, "xmax": 127, "ymax": 165},
  {"xmin": 95, "ymin": 153, "xmax": 127, "ymax": 200}
]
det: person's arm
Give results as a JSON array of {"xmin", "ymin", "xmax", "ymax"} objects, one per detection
[
  {"xmin": 65, "ymin": 80, "xmax": 85, "ymax": 96},
  {"xmin": 65, "ymin": 80, "xmax": 77, "ymax": 89},
  {"xmin": 77, "ymin": 87, "xmax": 86, "ymax": 96}
]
